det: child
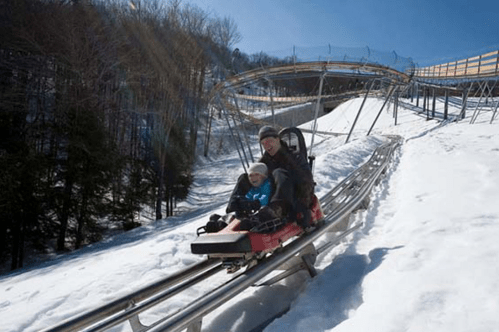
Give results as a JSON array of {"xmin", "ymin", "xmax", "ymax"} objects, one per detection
[
  {"xmin": 205, "ymin": 163, "xmax": 272, "ymax": 233},
  {"xmin": 237, "ymin": 163, "xmax": 277, "ymax": 232},
  {"xmin": 245, "ymin": 162, "xmax": 272, "ymax": 208}
]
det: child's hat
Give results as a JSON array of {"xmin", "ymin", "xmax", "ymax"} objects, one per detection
[{"xmin": 248, "ymin": 162, "xmax": 268, "ymax": 176}]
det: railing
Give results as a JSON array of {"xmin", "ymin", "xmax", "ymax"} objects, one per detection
[
  {"xmin": 232, "ymin": 95, "xmax": 319, "ymax": 103},
  {"xmin": 414, "ymin": 50, "xmax": 499, "ymax": 79},
  {"xmin": 266, "ymin": 45, "xmax": 415, "ymax": 74}
]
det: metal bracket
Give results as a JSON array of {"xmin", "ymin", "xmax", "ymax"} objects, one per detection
[
  {"xmin": 301, "ymin": 254, "xmax": 317, "ymax": 278},
  {"xmin": 253, "ymin": 263, "xmax": 304, "ymax": 287},
  {"xmin": 186, "ymin": 318, "xmax": 203, "ymax": 332},
  {"xmin": 253, "ymin": 244, "xmax": 318, "ymax": 286},
  {"xmin": 127, "ymin": 300, "xmax": 148, "ymax": 332},
  {"xmin": 129, "ymin": 314, "xmax": 148, "ymax": 332}
]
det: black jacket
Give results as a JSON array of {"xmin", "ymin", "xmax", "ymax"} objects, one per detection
[{"xmin": 259, "ymin": 140, "xmax": 314, "ymax": 206}]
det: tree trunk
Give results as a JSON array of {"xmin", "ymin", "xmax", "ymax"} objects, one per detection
[
  {"xmin": 75, "ymin": 192, "xmax": 88, "ymax": 249},
  {"xmin": 57, "ymin": 177, "xmax": 74, "ymax": 251},
  {"xmin": 0, "ymin": 218, "xmax": 7, "ymax": 260},
  {"xmin": 10, "ymin": 213, "xmax": 23, "ymax": 270},
  {"xmin": 155, "ymin": 168, "xmax": 163, "ymax": 220}
]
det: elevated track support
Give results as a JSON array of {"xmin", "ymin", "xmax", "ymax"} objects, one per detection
[{"xmin": 412, "ymin": 49, "xmax": 499, "ymax": 123}]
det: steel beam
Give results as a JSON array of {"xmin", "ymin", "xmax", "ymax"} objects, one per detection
[{"xmin": 345, "ymin": 80, "xmax": 376, "ymax": 144}]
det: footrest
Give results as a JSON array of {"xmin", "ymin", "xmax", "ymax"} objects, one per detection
[{"xmin": 191, "ymin": 233, "xmax": 251, "ymax": 254}]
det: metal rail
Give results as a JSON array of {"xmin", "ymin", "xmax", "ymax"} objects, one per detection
[
  {"xmin": 41, "ymin": 258, "xmax": 222, "ymax": 332},
  {"xmin": 143, "ymin": 136, "xmax": 402, "ymax": 332},
  {"xmin": 42, "ymin": 136, "xmax": 401, "ymax": 332},
  {"xmin": 321, "ymin": 136, "xmax": 399, "ymax": 214}
]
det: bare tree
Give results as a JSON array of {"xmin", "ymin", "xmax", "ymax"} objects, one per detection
[{"xmin": 209, "ymin": 16, "xmax": 242, "ymax": 49}]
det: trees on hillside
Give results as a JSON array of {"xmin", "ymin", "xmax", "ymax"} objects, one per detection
[
  {"xmin": 0, "ymin": 0, "xmax": 243, "ymax": 271},
  {"xmin": 0, "ymin": 0, "xmax": 307, "ymax": 272}
]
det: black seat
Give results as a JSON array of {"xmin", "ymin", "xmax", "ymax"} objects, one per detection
[
  {"xmin": 278, "ymin": 127, "xmax": 309, "ymax": 168},
  {"xmin": 278, "ymin": 127, "xmax": 316, "ymax": 227}
]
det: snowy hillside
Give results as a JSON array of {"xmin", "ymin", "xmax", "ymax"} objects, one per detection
[{"xmin": 1, "ymin": 96, "xmax": 499, "ymax": 332}]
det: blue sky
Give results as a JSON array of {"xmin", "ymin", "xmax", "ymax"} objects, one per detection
[{"xmin": 185, "ymin": 0, "xmax": 498, "ymax": 66}]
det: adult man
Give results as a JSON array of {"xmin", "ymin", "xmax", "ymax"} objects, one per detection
[{"xmin": 227, "ymin": 126, "xmax": 315, "ymax": 229}]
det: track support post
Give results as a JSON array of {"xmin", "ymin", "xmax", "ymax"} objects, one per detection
[
  {"xmin": 432, "ymin": 88, "xmax": 436, "ymax": 119},
  {"xmin": 459, "ymin": 87, "xmax": 469, "ymax": 120},
  {"xmin": 346, "ymin": 79, "xmax": 376, "ymax": 144},
  {"xmin": 129, "ymin": 313, "xmax": 148, "ymax": 332},
  {"xmin": 186, "ymin": 318, "xmax": 203, "ymax": 332},
  {"xmin": 444, "ymin": 89, "xmax": 449, "ymax": 120},
  {"xmin": 367, "ymin": 85, "xmax": 396, "ymax": 136},
  {"xmin": 301, "ymin": 254, "xmax": 318, "ymax": 278}
]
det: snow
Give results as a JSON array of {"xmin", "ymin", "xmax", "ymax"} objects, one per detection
[{"xmin": 1, "ymin": 96, "xmax": 499, "ymax": 332}]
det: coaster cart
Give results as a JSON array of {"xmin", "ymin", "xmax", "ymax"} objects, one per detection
[{"xmin": 191, "ymin": 127, "xmax": 325, "ymax": 273}]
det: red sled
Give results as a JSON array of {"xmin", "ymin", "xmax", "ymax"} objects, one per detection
[{"xmin": 190, "ymin": 195, "xmax": 324, "ymax": 259}]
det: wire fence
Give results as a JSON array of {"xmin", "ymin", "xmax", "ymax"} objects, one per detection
[{"xmin": 266, "ymin": 45, "xmax": 415, "ymax": 75}]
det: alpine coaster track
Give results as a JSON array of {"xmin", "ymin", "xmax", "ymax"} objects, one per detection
[{"xmin": 42, "ymin": 135, "xmax": 402, "ymax": 332}]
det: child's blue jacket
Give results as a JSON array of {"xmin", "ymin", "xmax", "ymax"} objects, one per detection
[{"xmin": 245, "ymin": 178, "xmax": 272, "ymax": 206}]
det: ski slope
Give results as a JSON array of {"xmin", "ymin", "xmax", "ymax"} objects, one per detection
[{"xmin": 1, "ymin": 97, "xmax": 499, "ymax": 332}]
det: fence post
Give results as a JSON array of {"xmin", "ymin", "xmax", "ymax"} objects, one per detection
[
  {"xmin": 444, "ymin": 89, "xmax": 449, "ymax": 120},
  {"xmin": 425, "ymin": 88, "xmax": 430, "ymax": 120},
  {"xmin": 459, "ymin": 87, "xmax": 469, "ymax": 120},
  {"xmin": 394, "ymin": 88, "xmax": 399, "ymax": 126},
  {"xmin": 422, "ymin": 87, "xmax": 426, "ymax": 115},
  {"xmin": 416, "ymin": 83, "xmax": 420, "ymax": 107},
  {"xmin": 432, "ymin": 88, "xmax": 436, "ymax": 119}
]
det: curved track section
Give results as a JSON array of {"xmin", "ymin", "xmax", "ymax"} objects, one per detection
[
  {"xmin": 213, "ymin": 61, "xmax": 411, "ymax": 96},
  {"xmin": 42, "ymin": 136, "xmax": 401, "ymax": 332}
]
